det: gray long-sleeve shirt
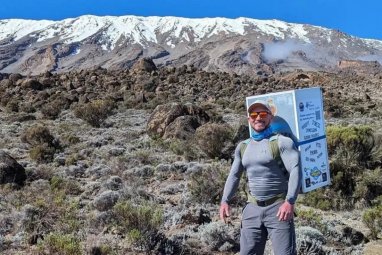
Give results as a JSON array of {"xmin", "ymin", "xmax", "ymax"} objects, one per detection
[{"xmin": 221, "ymin": 135, "xmax": 301, "ymax": 204}]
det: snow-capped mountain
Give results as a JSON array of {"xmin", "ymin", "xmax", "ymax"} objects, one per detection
[{"xmin": 1, "ymin": 15, "xmax": 382, "ymax": 75}]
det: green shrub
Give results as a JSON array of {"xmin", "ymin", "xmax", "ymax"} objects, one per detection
[
  {"xmin": 29, "ymin": 144, "xmax": 56, "ymax": 163},
  {"xmin": 65, "ymin": 153, "xmax": 80, "ymax": 166},
  {"xmin": 354, "ymin": 168, "xmax": 382, "ymax": 205},
  {"xmin": 74, "ymin": 99, "xmax": 116, "ymax": 127},
  {"xmin": 300, "ymin": 190, "xmax": 333, "ymax": 211},
  {"xmin": 21, "ymin": 125, "xmax": 56, "ymax": 147},
  {"xmin": 295, "ymin": 208, "xmax": 326, "ymax": 233},
  {"xmin": 195, "ymin": 123, "xmax": 234, "ymax": 159},
  {"xmin": 132, "ymin": 149, "xmax": 153, "ymax": 165},
  {"xmin": 38, "ymin": 233, "xmax": 82, "ymax": 255},
  {"xmin": 327, "ymin": 125, "xmax": 374, "ymax": 167},
  {"xmin": 41, "ymin": 100, "xmax": 64, "ymax": 119},
  {"xmin": 323, "ymin": 125, "xmax": 378, "ymax": 207},
  {"xmin": 188, "ymin": 161, "xmax": 245, "ymax": 205},
  {"xmin": 113, "ymin": 200, "xmax": 163, "ymax": 251},
  {"xmin": 9, "ymin": 181, "xmax": 83, "ymax": 243},
  {"xmin": 362, "ymin": 205, "xmax": 382, "ymax": 239},
  {"xmin": 168, "ymin": 138, "xmax": 199, "ymax": 160},
  {"xmin": 371, "ymin": 132, "xmax": 382, "ymax": 166},
  {"xmin": 61, "ymin": 134, "xmax": 81, "ymax": 146},
  {"xmin": 22, "ymin": 125, "xmax": 59, "ymax": 163},
  {"xmin": 50, "ymin": 176, "xmax": 82, "ymax": 195}
]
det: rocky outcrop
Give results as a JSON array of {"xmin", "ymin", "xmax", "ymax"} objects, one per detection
[
  {"xmin": 0, "ymin": 151, "xmax": 26, "ymax": 186},
  {"xmin": 131, "ymin": 58, "xmax": 157, "ymax": 73},
  {"xmin": 163, "ymin": 115, "xmax": 201, "ymax": 140},
  {"xmin": 147, "ymin": 103, "xmax": 210, "ymax": 139},
  {"xmin": 338, "ymin": 60, "xmax": 382, "ymax": 75}
]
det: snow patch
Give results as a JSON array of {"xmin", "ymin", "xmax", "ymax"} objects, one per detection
[
  {"xmin": 1, "ymin": 15, "xmax": 380, "ymax": 51},
  {"xmin": 71, "ymin": 47, "xmax": 81, "ymax": 55},
  {"xmin": 0, "ymin": 19, "xmax": 54, "ymax": 41}
]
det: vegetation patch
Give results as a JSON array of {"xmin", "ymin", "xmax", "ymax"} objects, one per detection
[
  {"xmin": 113, "ymin": 200, "xmax": 163, "ymax": 252},
  {"xmin": 195, "ymin": 123, "xmax": 234, "ymax": 159},
  {"xmin": 21, "ymin": 125, "xmax": 59, "ymax": 163},
  {"xmin": 74, "ymin": 99, "xmax": 116, "ymax": 127},
  {"xmin": 37, "ymin": 233, "xmax": 82, "ymax": 255},
  {"xmin": 362, "ymin": 205, "xmax": 382, "ymax": 240}
]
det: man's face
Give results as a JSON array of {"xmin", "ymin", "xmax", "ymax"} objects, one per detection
[{"xmin": 248, "ymin": 105, "xmax": 273, "ymax": 132}]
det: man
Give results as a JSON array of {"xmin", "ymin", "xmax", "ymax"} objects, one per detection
[{"xmin": 220, "ymin": 100, "xmax": 301, "ymax": 255}]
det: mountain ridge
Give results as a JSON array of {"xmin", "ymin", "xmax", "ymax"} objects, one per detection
[{"xmin": 1, "ymin": 15, "xmax": 382, "ymax": 75}]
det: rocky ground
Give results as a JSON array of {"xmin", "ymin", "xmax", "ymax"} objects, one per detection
[{"xmin": 0, "ymin": 60, "xmax": 381, "ymax": 254}]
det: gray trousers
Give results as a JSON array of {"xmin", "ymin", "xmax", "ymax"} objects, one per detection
[{"xmin": 240, "ymin": 201, "xmax": 296, "ymax": 255}]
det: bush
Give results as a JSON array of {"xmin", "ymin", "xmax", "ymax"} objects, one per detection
[
  {"xmin": 50, "ymin": 176, "xmax": 82, "ymax": 195},
  {"xmin": 60, "ymin": 133, "xmax": 81, "ymax": 148},
  {"xmin": 327, "ymin": 125, "xmax": 374, "ymax": 167},
  {"xmin": 29, "ymin": 144, "xmax": 56, "ymax": 163},
  {"xmin": 21, "ymin": 125, "xmax": 56, "ymax": 147},
  {"xmin": 5, "ymin": 99, "xmax": 19, "ymax": 112},
  {"xmin": 354, "ymin": 168, "xmax": 382, "ymax": 205},
  {"xmin": 362, "ymin": 205, "xmax": 382, "ymax": 239},
  {"xmin": 113, "ymin": 200, "xmax": 163, "ymax": 251},
  {"xmin": 74, "ymin": 99, "xmax": 116, "ymax": 127},
  {"xmin": 318, "ymin": 125, "xmax": 379, "ymax": 208},
  {"xmin": 296, "ymin": 226, "xmax": 326, "ymax": 255},
  {"xmin": 197, "ymin": 221, "xmax": 235, "ymax": 251},
  {"xmin": 188, "ymin": 161, "xmax": 246, "ymax": 205},
  {"xmin": 195, "ymin": 123, "xmax": 234, "ymax": 159},
  {"xmin": 168, "ymin": 138, "xmax": 199, "ymax": 160},
  {"xmin": 8, "ymin": 179, "xmax": 83, "ymax": 245},
  {"xmin": 300, "ymin": 190, "xmax": 333, "ymax": 211},
  {"xmin": 295, "ymin": 208, "xmax": 326, "ymax": 233},
  {"xmin": 41, "ymin": 100, "xmax": 64, "ymax": 119},
  {"xmin": 38, "ymin": 233, "xmax": 82, "ymax": 255},
  {"xmin": 21, "ymin": 125, "xmax": 59, "ymax": 163},
  {"xmin": 26, "ymin": 166, "xmax": 54, "ymax": 182}
]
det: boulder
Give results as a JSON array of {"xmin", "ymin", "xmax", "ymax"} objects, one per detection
[
  {"xmin": 183, "ymin": 103, "xmax": 210, "ymax": 124},
  {"xmin": 9, "ymin": 73, "xmax": 23, "ymax": 82},
  {"xmin": 163, "ymin": 115, "xmax": 200, "ymax": 140},
  {"xmin": 21, "ymin": 79, "xmax": 44, "ymax": 90},
  {"xmin": 131, "ymin": 58, "xmax": 157, "ymax": 73},
  {"xmin": 147, "ymin": 103, "xmax": 209, "ymax": 138},
  {"xmin": 0, "ymin": 151, "xmax": 27, "ymax": 186},
  {"xmin": 147, "ymin": 103, "xmax": 185, "ymax": 137}
]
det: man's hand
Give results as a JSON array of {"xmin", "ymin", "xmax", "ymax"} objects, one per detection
[
  {"xmin": 220, "ymin": 202, "xmax": 231, "ymax": 223},
  {"xmin": 276, "ymin": 201, "xmax": 294, "ymax": 221}
]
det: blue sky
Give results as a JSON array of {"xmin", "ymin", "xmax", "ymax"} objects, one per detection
[{"xmin": 1, "ymin": 0, "xmax": 381, "ymax": 40}]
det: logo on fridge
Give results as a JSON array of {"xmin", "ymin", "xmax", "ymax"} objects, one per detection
[{"xmin": 299, "ymin": 102, "xmax": 304, "ymax": 112}]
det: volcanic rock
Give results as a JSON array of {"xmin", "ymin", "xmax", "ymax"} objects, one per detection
[{"xmin": 0, "ymin": 150, "xmax": 27, "ymax": 186}]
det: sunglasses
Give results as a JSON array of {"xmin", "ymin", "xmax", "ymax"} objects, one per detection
[{"xmin": 249, "ymin": 111, "xmax": 270, "ymax": 119}]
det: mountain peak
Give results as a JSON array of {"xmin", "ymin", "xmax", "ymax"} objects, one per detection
[{"xmin": 1, "ymin": 15, "xmax": 381, "ymax": 75}]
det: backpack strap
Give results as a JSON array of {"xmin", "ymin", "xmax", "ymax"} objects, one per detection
[
  {"xmin": 240, "ymin": 138, "xmax": 251, "ymax": 159},
  {"xmin": 239, "ymin": 139, "xmax": 251, "ymax": 199},
  {"xmin": 269, "ymin": 134, "xmax": 288, "ymax": 177}
]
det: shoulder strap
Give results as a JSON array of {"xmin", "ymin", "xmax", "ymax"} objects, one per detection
[
  {"xmin": 269, "ymin": 135, "xmax": 280, "ymax": 159},
  {"xmin": 240, "ymin": 139, "xmax": 251, "ymax": 159},
  {"xmin": 269, "ymin": 134, "xmax": 288, "ymax": 177}
]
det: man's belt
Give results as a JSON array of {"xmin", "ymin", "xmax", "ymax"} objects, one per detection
[{"xmin": 247, "ymin": 193, "xmax": 286, "ymax": 207}]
